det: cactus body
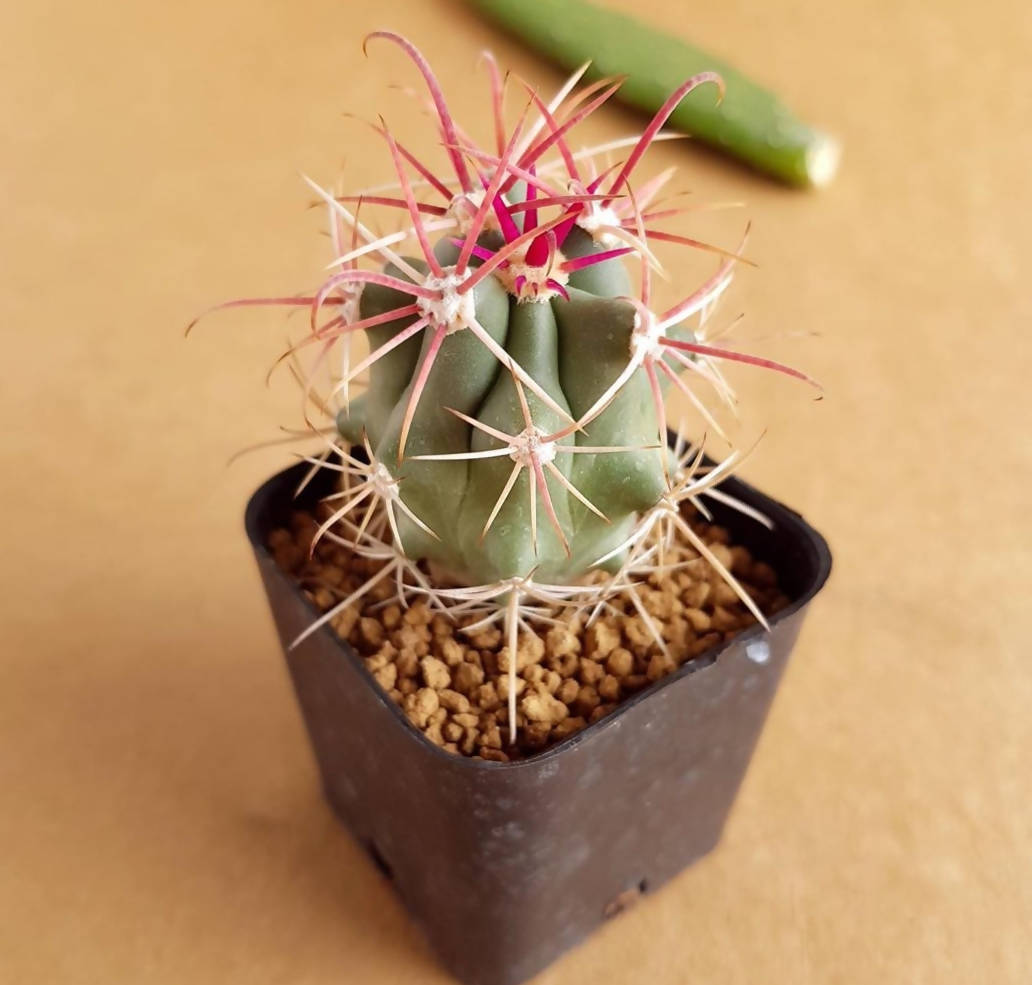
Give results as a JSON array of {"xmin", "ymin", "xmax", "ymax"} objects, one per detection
[
  {"xmin": 337, "ymin": 228, "xmax": 669, "ymax": 584},
  {"xmin": 192, "ymin": 34, "xmax": 821, "ymax": 742},
  {"xmin": 198, "ymin": 32, "xmax": 814, "ymax": 607}
]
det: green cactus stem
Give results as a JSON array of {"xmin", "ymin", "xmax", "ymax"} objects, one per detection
[{"xmin": 470, "ymin": 0, "xmax": 840, "ymax": 188}]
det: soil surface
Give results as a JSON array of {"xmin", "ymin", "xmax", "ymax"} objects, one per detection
[{"xmin": 270, "ymin": 506, "xmax": 788, "ymax": 761}]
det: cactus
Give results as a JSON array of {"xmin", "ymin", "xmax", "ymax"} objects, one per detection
[{"xmin": 194, "ymin": 34, "xmax": 815, "ymax": 738}]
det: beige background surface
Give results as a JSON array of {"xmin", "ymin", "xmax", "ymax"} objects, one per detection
[{"xmin": 2, "ymin": 0, "xmax": 1030, "ymax": 982}]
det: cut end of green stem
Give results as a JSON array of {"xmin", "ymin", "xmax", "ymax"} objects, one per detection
[{"xmin": 805, "ymin": 132, "xmax": 842, "ymax": 188}]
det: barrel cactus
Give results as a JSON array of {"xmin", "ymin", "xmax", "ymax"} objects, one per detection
[{"xmin": 195, "ymin": 33, "xmax": 814, "ymax": 735}]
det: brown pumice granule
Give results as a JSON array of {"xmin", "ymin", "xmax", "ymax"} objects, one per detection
[{"xmin": 271, "ymin": 504, "xmax": 789, "ymax": 761}]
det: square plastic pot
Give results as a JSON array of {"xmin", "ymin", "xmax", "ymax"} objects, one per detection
[{"xmin": 245, "ymin": 458, "xmax": 831, "ymax": 985}]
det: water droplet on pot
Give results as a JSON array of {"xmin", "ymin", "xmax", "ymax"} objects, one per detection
[{"xmin": 746, "ymin": 639, "xmax": 771, "ymax": 664}]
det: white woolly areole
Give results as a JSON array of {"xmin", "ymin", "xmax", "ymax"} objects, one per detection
[
  {"xmin": 630, "ymin": 307, "xmax": 663, "ymax": 361},
  {"xmin": 338, "ymin": 287, "xmax": 364, "ymax": 382},
  {"xmin": 447, "ymin": 190, "xmax": 500, "ymax": 235},
  {"xmin": 369, "ymin": 460, "xmax": 400, "ymax": 499},
  {"xmin": 495, "ymin": 250, "xmax": 569, "ymax": 303},
  {"xmin": 576, "ymin": 201, "xmax": 622, "ymax": 246},
  {"xmin": 508, "ymin": 427, "xmax": 557, "ymax": 468},
  {"xmin": 417, "ymin": 267, "xmax": 476, "ymax": 334},
  {"xmin": 340, "ymin": 287, "xmax": 363, "ymax": 327}
]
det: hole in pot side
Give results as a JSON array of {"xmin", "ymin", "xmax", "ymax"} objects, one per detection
[
  {"xmin": 365, "ymin": 838, "xmax": 394, "ymax": 881},
  {"xmin": 603, "ymin": 880, "xmax": 648, "ymax": 919}
]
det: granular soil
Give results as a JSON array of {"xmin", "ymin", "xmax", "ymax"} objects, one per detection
[{"xmin": 270, "ymin": 504, "xmax": 788, "ymax": 761}]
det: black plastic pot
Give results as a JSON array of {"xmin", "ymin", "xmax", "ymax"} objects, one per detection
[{"xmin": 245, "ymin": 460, "xmax": 831, "ymax": 985}]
